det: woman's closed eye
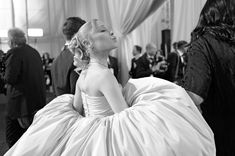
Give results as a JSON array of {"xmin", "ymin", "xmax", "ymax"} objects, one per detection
[{"xmin": 100, "ymin": 29, "xmax": 107, "ymax": 32}]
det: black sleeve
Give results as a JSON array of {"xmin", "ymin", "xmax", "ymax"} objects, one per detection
[
  {"xmin": 4, "ymin": 51, "xmax": 21, "ymax": 85},
  {"xmin": 180, "ymin": 38, "xmax": 211, "ymax": 100}
]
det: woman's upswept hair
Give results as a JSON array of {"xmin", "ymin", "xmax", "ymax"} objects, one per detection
[
  {"xmin": 191, "ymin": 0, "xmax": 235, "ymax": 44},
  {"xmin": 68, "ymin": 21, "xmax": 94, "ymax": 69},
  {"xmin": 68, "ymin": 32, "xmax": 90, "ymax": 62}
]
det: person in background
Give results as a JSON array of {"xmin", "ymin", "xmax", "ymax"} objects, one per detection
[
  {"xmin": 135, "ymin": 43, "xmax": 168, "ymax": 78},
  {"xmin": 51, "ymin": 17, "xmax": 86, "ymax": 96},
  {"xmin": 41, "ymin": 52, "xmax": 53, "ymax": 91},
  {"xmin": 179, "ymin": 0, "xmax": 235, "ymax": 155},
  {"xmin": 0, "ymin": 49, "xmax": 4, "ymax": 57},
  {"xmin": 166, "ymin": 41, "xmax": 189, "ymax": 83},
  {"xmin": 176, "ymin": 40, "xmax": 189, "ymax": 78},
  {"xmin": 0, "ymin": 49, "xmax": 6, "ymax": 94},
  {"xmin": 129, "ymin": 45, "xmax": 142, "ymax": 78},
  {"xmin": 165, "ymin": 42, "xmax": 179, "ymax": 82},
  {"xmin": 4, "ymin": 28, "xmax": 46, "ymax": 148},
  {"xmin": 155, "ymin": 49, "xmax": 165, "ymax": 62},
  {"xmin": 107, "ymin": 55, "xmax": 119, "ymax": 82}
]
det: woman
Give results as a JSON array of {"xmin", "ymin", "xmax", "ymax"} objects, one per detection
[
  {"xmin": 179, "ymin": 0, "xmax": 235, "ymax": 155},
  {"xmin": 5, "ymin": 19, "xmax": 215, "ymax": 156}
]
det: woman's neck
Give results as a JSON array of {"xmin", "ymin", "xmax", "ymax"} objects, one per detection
[
  {"xmin": 89, "ymin": 50, "xmax": 110, "ymax": 67},
  {"xmin": 89, "ymin": 57, "xmax": 108, "ymax": 68}
]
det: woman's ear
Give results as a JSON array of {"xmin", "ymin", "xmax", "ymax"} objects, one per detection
[{"xmin": 82, "ymin": 39, "xmax": 93, "ymax": 49}]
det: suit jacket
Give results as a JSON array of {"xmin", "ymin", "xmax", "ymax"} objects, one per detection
[
  {"xmin": 177, "ymin": 53, "xmax": 187, "ymax": 81},
  {"xmin": 135, "ymin": 53, "xmax": 167, "ymax": 79},
  {"xmin": 129, "ymin": 57, "xmax": 140, "ymax": 78},
  {"xmin": 108, "ymin": 55, "xmax": 119, "ymax": 82},
  {"xmin": 4, "ymin": 44, "xmax": 46, "ymax": 118},
  {"xmin": 135, "ymin": 53, "xmax": 153, "ymax": 78},
  {"xmin": 165, "ymin": 51, "xmax": 179, "ymax": 82},
  {"xmin": 165, "ymin": 51, "xmax": 186, "ymax": 82},
  {"xmin": 51, "ymin": 46, "xmax": 79, "ymax": 96}
]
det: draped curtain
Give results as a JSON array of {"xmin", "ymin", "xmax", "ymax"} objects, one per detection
[
  {"xmin": 106, "ymin": 0, "xmax": 166, "ymax": 84},
  {"xmin": 171, "ymin": 0, "xmax": 206, "ymax": 43}
]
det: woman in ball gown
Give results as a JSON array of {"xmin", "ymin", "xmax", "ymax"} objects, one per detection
[{"xmin": 4, "ymin": 19, "xmax": 215, "ymax": 156}]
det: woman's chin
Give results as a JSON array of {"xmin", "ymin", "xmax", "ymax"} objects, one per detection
[{"xmin": 112, "ymin": 43, "xmax": 118, "ymax": 50}]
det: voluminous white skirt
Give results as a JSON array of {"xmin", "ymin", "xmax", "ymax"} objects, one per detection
[{"xmin": 5, "ymin": 77, "xmax": 215, "ymax": 156}]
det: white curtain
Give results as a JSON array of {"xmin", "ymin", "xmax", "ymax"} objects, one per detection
[
  {"xmin": 106, "ymin": 0, "xmax": 166, "ymax": 84},
  {"xmin": 172, "ymin": 0, "xmax": 206, "ymax": 43},
  {"xmin": 0, "ymin": 0, "xmax": 66, "ymax": 56}
]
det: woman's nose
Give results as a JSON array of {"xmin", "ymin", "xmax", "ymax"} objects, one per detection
[{"xmin": 110, "ymin": 31, "xmax": 114, "ymax": 36}]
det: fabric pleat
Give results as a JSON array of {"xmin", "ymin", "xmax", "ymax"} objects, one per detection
[{"xmin": 4, "ymin": 77, "xmax": 216, "ymax": 156}]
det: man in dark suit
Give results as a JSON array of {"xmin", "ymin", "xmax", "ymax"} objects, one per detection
[
  {"xmin": 129, "ymin": 45, "xmax": 142, "ymax": 78},
  {"xmin": 4, "ymin": 28, "xmax": 46, "ymax": 147},
  {"xmin": 165, "ymin": 42, "xmax": 179, "ymax": 82},
  {"xmin": 165, "ymin": 41, "xmax": 188, "ymax": 83},
  {"xmin": 135, "ymin": 43, "xmax": 168, "ymax": 78},
  {"xmin": 176, "ymin": 40, "xmax": 188, "ymax": 81},
  {"xmin": 51, "ymin": 17, "xmax": 86, "ymax": 96}
]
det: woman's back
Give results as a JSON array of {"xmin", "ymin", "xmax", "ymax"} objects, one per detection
[{"xmin": 78, "ymin": 65, "xmax": 111, "ymax": 97}]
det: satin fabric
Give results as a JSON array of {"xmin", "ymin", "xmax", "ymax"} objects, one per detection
[{"xmin": 5, "ymin": 77, "xmax": 215, "ymax": 156}]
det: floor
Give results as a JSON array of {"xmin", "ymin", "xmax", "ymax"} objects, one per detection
[{"xmin": 0, "ymin": 92, "xmax": 55, "ymax": 155}]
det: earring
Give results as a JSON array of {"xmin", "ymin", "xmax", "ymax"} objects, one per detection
[{"xmin": 82, "ymin": 40, "xmax": 93, "ymax": 49}]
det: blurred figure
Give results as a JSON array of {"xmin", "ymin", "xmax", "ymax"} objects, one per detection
[
  {"xmin": 135, "ymin": 43, "xmax": 168, "ymax": 78},
  {"xmin": 176, "ymin": 40, "xmax": 189, "ymax": 76},
  {"xmin": 0, "ymin": 49, "xmax": 6, "ymax": 94},
  {"xmin": 0, "ymin": 49, "xmax": 4, "ymax": 57},
  {"xmin": 179, "ymin": 0, "xmax": 235, "ymax": 155},
  {"xmin": 107, "ymin": 55, "xmax": 119, "ymax": 82},
  {"xmin": 42, "ymin": 52, "xmax": 53, "ymax": 91},
  {"xmin": 129, "ymin": 45, "xmax": 142, "ymax": 78},
  {"xmin": 51, "ymin": 17, "xmax": 86, "ymax": 96},
  {"xmin": 165, "ymin": 42, "xmax": 179, "ymax": 82},
  {"xmin": 4, "ymin": 28, "xmax": 46, "ymax": 147},
  {"xmin": 42, "ymin": 52, "xmax": 53, "ymax": 68},
  {"xmin": 165, "ymin": 41, "xmax": 189, "ymax": 83}
]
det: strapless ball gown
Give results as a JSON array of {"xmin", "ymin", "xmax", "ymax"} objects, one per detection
[{"xmin": 4, "ymin": 77, "xmax": 215, "ymax": 156}]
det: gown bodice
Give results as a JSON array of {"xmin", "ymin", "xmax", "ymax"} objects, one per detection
[{"xmin": 81, "ymin": 92, "xmax": 114, "ymax": 117}]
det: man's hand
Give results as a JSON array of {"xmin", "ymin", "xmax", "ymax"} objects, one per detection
[{"xmin": 151, "ymin": 60, "xmax": 168, "ymax": 73}]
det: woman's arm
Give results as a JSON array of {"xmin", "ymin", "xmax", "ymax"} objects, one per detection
[
  {"xmin": 99, "ymin": 70, "xmax": 129, "ymax": 113},
  {"xmin": 73, "ymin": 79, "xmax": 84, "ymax": 115}
]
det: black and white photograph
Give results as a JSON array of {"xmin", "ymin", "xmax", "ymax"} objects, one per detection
[{"xmin": 0, "ymin": 0, "xmax": 234, "ymax": 155}]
